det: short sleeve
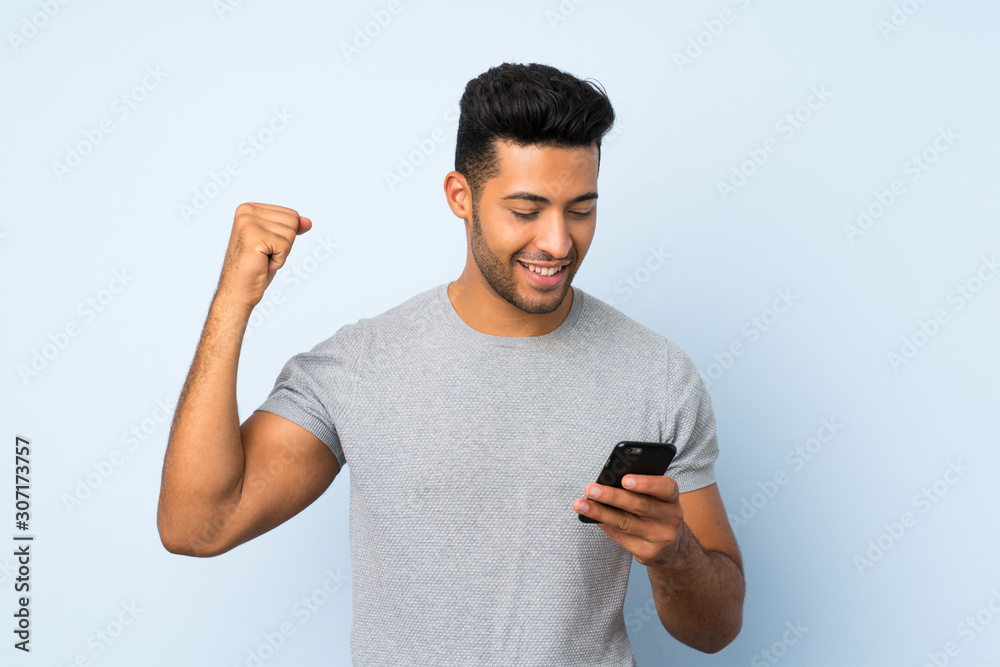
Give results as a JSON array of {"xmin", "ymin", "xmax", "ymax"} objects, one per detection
[
  {"xmin": 253, "ymin": 321, "xmax": 366, "ymax": 469},
  {"xmin": 663, "ymin": 341, "xmax": 720, "ymax": 493}
]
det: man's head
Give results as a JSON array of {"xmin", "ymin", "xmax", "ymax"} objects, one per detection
[{"xmin": 446, "ymin": 62, "xmax": 616, "ymax": 315}]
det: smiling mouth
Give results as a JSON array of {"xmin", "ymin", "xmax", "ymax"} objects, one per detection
[{"xmin": 518, "ymin": 260, "xmax": 567, "ymax": 277}]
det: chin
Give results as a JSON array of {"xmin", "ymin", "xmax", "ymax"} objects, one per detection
[{"xmin": 515, "ymin": 285, "xmax": 572, "ymax": 314}]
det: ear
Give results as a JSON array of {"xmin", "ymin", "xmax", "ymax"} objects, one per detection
[{"xmin": 443, "ymin": 171, "xmax": 472, "ymax": 221}]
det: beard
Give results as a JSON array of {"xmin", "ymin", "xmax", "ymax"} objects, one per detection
[{"xmin": 469, "ymin": 204, "xmax": 577, "ymax": 315}]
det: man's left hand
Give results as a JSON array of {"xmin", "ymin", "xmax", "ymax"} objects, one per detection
[{"xmin": 574, "ymin": 474, "xmax": 686, "ymax": 568}]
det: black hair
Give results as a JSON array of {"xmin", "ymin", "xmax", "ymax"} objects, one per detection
[{"xmin": 454, "ymin": 62, "xmax": 615, "ymax": 209}]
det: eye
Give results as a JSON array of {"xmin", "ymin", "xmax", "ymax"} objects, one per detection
[{"xmin": 510, "ymin": 208, "xmax": 593, "ymax": 220}]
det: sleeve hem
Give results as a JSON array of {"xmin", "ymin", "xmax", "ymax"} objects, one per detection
[
  {"xmin": 674, "ymin": 465, "xmax": 717, "ymax": 494},
  {"xmin": 254, "ymin": 397, "xmax": 347, "ymax": 469}
]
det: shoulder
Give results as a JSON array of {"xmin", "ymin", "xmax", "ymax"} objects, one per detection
[
  {"xmin": 575, "ymin": 288, "xmax": 695, "ymax": 365},
  {"xmin": 574, "ymin": 289, "xmax": 705, "ymax": 392},
  {"xmin": 309, "ymin": 284, "xmax": 442, "ymax": 356},
  {"xmin": 357, "ymin": 283, "xmax": 442, "ymax": 338}
]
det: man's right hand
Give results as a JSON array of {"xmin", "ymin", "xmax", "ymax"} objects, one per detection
[
  {"xmin": 158, "ymin": 201, "xmax": 341, "ymax": 558},
  {"xmin": 216, "ymin": 202, "xmax": 312, "ymax": 312}
]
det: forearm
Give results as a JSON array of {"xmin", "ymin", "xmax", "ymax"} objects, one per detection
[
  {"xmin": 156, "ymin": 293, "xmax": 252, "ymax": 554},
  {"xmin": 647, "ymin": 521, "xmax": 745, "ymax": 653}
]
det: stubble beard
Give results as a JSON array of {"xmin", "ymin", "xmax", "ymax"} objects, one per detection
[{"xmin": 469, "ymin": 204, "xmax": 575, "ymax": 315}]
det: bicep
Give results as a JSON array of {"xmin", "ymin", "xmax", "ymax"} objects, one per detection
[
  {"xmin": 678, "ymin": 483, "xmax": 742, "ymax": 571},
  {"xmin": 213, "ymin": 410, "xmax": 341, "ymax": 554}
]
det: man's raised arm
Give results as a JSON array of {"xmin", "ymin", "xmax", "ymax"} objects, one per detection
[{"xmin": 156, "ymin": 203, "xmax": 339, "ymax": 557}]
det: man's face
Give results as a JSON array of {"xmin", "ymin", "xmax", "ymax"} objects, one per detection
[{"xmin": 468, "ymin": 140, "xmax": 599, "ymax": 315}]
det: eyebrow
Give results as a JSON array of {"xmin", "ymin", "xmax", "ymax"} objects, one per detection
[{"xmin": 501, "ymin": 191, "xmax": 598, "ymax": 205}]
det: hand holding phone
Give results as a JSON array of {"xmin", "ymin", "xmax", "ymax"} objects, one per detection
[{"xmin": 579, "ymin": 441, "xmax": 677, "ymax": 524}]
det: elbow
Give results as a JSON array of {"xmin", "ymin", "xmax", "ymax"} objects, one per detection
[
  {"xmin": 699, "ymin": 562, "xmax": 745, "ymax": 653},
  {"xmin": 703, "ymin": 631, "xmax": 741, "ymax": 654},
  {"xmin": 697, "ymin": 615, "xmax": 743, "ymax": 654},
  {"xmin": 158, "ymin": 531, "xmax": 219, "ymax": 558},
  {"xmin": 156, "ymin": 509, "xmax": 225, "ymax": 558}
]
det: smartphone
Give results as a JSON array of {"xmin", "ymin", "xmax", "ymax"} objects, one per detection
[{"xmin": 579, "ymin": 441, "xmax": 677, "ymax": 524}]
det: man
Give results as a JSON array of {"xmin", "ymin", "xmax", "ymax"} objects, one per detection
[{"xmin": 157, "ymin": 62, "xmax": 744, "ymax": 665}]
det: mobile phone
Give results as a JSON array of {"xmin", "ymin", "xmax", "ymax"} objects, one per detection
[{"xmin": 579, "ymin": 441, "xmax": 677, "ymax": 524}]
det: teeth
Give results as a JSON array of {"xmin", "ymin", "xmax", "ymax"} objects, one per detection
[{"xmin": 521, "ymin": 262, "xmax": 563, "ymax": 277}]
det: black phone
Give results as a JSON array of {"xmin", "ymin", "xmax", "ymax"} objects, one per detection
[{"xmin": 579, "ymin": 441, "xmax": 677, "ymax": 524}]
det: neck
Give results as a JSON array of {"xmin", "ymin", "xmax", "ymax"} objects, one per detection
[{"xmin": 447, "ymin": 271, "xmax": 574, "ymax": 338}]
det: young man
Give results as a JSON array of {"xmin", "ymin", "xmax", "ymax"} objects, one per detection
[{"xmin": 157, "ymin": 62, "xmax": 744, "ymax": 665}]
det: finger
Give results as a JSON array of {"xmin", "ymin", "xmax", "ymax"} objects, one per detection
[
  {"xmin": 242, "ymin": 212, "xmax": 307, "ymax": 265},
  {"xmin": 262, "ymin": 231, "xmax": 295, "ymax": 271},
  {"xmin": 240, "ymin": 202, "xmax": 300, "ymax": 217},
  {"xmin": 236, "ymin": 203, "xmax": 304, "ymax": 233},
  {"xmin": 574, "ymin": 496, "xmax": 612, "ymax": 523},
  {"xmin": 621, "ymin": 474, "xmax": 680, "ymax": 504},
  {"xmin": 584, "ymin": 481, "xmax": 662, "ymax": 519},
  {"xmin": 296, "ymin": 216, "xmax": 312, "ymax": 234},
  {"xmin": 575, "ymin": 495, "xmax": 641, "ymax": 534},
  {"xmin": 249, "ymin": 208, "xmax": 303, "ymax": 233}
]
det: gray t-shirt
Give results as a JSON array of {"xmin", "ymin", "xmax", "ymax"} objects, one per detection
[{"xmin": 256, "ymin": 282, "xmax": 719, "ymax": 666}]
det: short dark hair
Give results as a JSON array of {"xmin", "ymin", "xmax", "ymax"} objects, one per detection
[{"xmin": 454, "ymin": 62, "xmax": 615, "ymax": 209}]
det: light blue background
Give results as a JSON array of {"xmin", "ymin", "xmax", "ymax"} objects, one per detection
[{"xmin": 2, "ymin": 1, "xmax": 998, "ymax": 665}]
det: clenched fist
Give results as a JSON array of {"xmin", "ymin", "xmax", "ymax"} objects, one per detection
[{"xmin": 216, "ymin": 202, "xmax": 311, "ymax": 312}]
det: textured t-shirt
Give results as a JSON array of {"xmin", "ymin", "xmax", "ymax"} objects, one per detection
[{"xmin": 255, "ymin": 282, "xmax": 720, "ymax": 666}]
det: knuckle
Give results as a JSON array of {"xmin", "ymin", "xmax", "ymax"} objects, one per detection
[{"xmin": 233, "ymin": 212, "xmax": 256, "ymax": 230}]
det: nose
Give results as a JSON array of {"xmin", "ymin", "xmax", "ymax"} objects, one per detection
[{"xmin": 533, "ymin": 211, "xmax": 573, "ymax": 261}]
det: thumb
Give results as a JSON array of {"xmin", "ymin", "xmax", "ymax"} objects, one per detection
[{"xmin": 297, "ymin": 216, "xmax": 312, "ymax": 234}]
